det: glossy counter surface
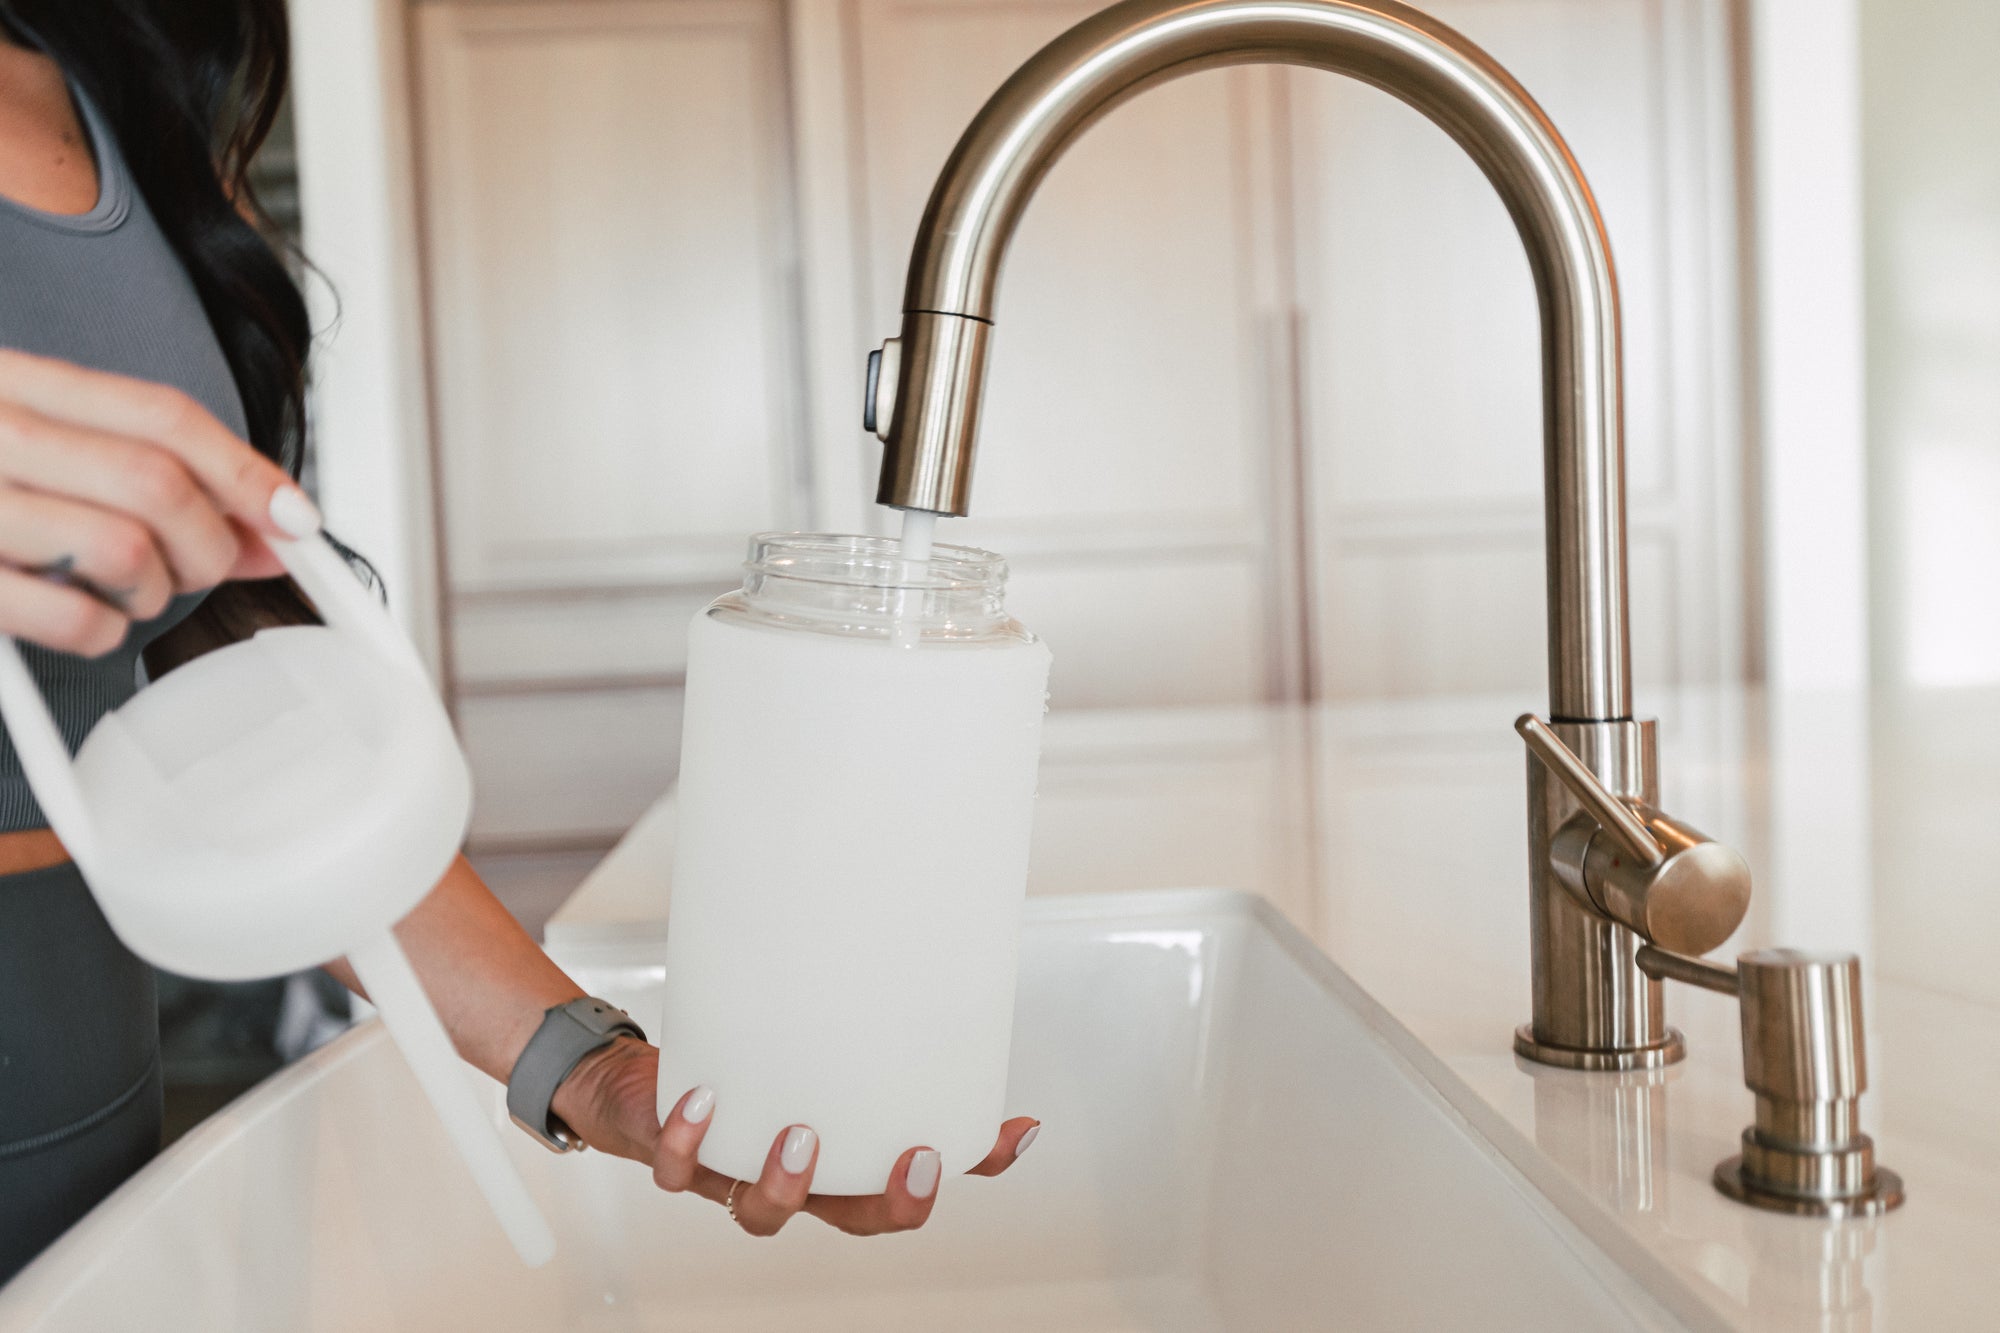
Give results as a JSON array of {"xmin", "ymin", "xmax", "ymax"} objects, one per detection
[{"xmin": 551, "ymin": 684, "xmax": 2000, "ymax": 1331}]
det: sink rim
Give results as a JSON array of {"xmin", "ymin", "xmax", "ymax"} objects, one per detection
[{"xmin": 0, "ymin": 887, "xmax": 1723, "ymax": 1331}]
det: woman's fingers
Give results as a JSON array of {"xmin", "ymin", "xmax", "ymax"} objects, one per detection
[
  {"xmin": 219, "ymin": 517, "xmax": 287, "ymax": 581},
  {"xmin": 803, "ymin": 1146, "xmax": 942, "ymax": 1236},
  {"xmin": 0, "ymin": 563, "xmax": 130, "ymax": 656},
  {"xmin": 0, "ymin": 348, "xmax": 318, "ymax": 541},
  {"xmin": 651, "ymin": 1085, "xmax": 716, "ymax": 1193},
  {"xmin": 651, "ymin": 1108, "xmax": 1040, "ymax": 1237},
  {"xmin": 0, "ymin": 486, "xmax": 174, "ymax": 622},
  {"xmin": 0, "ymin": 351, "xmax": 317, "ymax": 654},
  {"xmin": 0, "ymin": 403, "xmax": 245, "ymax": 592},
  {"xmin": 728, "ymin": 1125, "xmax": 819, "ymax": 1238},
  {"xmin": 965, "ymin": 1117, "xmax": 1041, "ymax": 1177}
]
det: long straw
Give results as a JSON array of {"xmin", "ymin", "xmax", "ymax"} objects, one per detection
[
  {"xmin": 347, "ymin": 931, "xmax": 556, "ymax": 1266},
  {"xmin": 893, "ymin": 511, "xmax": 939, "ymax": 651}
]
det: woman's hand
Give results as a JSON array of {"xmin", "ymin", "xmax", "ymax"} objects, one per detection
[
  {"xmin": 551, "ymin": 1037, "xmax": 1039, "ymax": 1237},
  {"xmin": 0, "ymin": 348, "xmax": 321, "ymax": 655}
]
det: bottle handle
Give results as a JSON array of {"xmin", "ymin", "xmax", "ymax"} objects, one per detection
[
  {"xmin": 268, "ymin": 534, "xmax": 429, "ymax": 683},
  {"xmin": 0, "ymin": 636, "xmax": 97, "ymax": 869}
]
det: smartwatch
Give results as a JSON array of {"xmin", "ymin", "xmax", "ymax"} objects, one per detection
[{"xmin": 505, "ymin": 997, "xmax": 647, "ymax": 1152}]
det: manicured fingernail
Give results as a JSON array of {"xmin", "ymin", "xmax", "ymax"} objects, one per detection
[
  {"xmin": 1015, "ymin": 1124, "xmax": 1040, "ymax": 1158},
  {"xmin": 269, "ymin": 485, "xmax": 322, "ymax": 538},
  {"xmin": 681, "ymin": 1085, "xmax": 714, "ymax": 1125},
  {"xmin": 907, "ymin": 1149, "xmax": 942, "ymax": 1199},
  {"xmin": 780, "ymin": 1126, "xmax": 816, "ymax": 1175}
]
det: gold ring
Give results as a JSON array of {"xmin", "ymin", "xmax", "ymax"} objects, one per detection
[{"xmin": 725, "ymin": 1179, "xmax": 742, "ymax": 1222}]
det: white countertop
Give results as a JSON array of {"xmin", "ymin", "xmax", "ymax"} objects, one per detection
[{"xmin": 549, "ymin": 684, "xmax": 2000, "ymax": 1330}]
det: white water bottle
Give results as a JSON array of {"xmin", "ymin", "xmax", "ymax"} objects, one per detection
[{"xmin": 656, "ymin": 532, "xmax": 1051, "ymax": 1194}]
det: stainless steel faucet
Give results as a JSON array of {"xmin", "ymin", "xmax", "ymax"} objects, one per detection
[{"xmin": 861, "ymin": 0, "xmax": 1900, "ymax": 1212}]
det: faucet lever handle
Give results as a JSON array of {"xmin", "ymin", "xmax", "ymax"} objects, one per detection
[{"xmin": 1515, "ymin": 714, "xmax": 1665, "ymax": 867}]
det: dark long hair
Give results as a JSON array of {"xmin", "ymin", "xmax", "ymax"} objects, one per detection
[
  {"xmin": 2, "ymin": 0, "xmax": 333, "ymax": 662},
  {"xmin": 2, "ymin": 0, "xmax": 308, "ymax": 474}
]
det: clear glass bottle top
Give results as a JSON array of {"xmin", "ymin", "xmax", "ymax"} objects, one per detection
[{"xmin": 709, "ymin": 532, "xmax": 1035, "ymax": 645}]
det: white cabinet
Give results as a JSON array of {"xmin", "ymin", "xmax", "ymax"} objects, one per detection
[
  {"xmin": 1292, "ymin": 0, "xmax": 1744, "ymax": 699},
  {"xmin": 414, "ymin": 0, "xmax": 804, "ymax": 847},
  {"xmin": 409, "ymin": 0, "xmax": 1746, "ymax": 863}
]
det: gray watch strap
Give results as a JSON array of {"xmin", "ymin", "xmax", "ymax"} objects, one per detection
[{"xmin": 506, "ymin": 997, "xmax": 646, "ymax": 1152}]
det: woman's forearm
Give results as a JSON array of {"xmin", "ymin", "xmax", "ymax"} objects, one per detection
[{"xmin": 323, "ymin": 853, "xmax": 584, "ymax": 1085}]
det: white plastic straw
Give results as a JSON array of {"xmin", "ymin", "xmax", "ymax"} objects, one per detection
[
  {"xmin": 893, "ymin": 511, "xmax": 939, "ymax": 650},
  {"xmin": 898, "ymin": 510, "xmax": 937, "ymax": 564},
  {"xmin": 347, "ymin": 932, "xmax": 556, "ymax": 1267}
]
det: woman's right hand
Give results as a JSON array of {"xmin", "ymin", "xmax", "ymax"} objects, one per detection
[{"xmin": 0, "ymin": 348, "xmax": 322, "ymax": 656}]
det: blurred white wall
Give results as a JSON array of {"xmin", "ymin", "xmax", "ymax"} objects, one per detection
[
  {"xmin": 1751, "ymin": 0, "xmax": 1870, "ymax": 692},
  {"xmin": 1864, "ymin": 0, "xmax": 2000, "ymax": 689},
  {"xmin": 288, "ymin": 0, "xmax": 442, "ymax": 676}
]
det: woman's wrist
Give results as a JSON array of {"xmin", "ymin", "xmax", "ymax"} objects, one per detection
[{"xmin": 547, "ymin": 1035, "xmax": 658, "ymax": 1161}]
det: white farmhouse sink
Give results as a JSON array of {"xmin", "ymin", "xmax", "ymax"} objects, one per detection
[{"xmin": 0, "ymin": 891, "xmax": 1712, "ymax": 1331}]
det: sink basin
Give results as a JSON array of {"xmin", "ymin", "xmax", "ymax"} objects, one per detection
[{"xmin": 0, "ymin": 890, "xmax": 1710, "ymax": 1331}]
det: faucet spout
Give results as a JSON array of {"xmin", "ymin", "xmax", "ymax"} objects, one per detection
[{"xmin": 871, "ymin": 0, "xmax": 1632, "ymax": 722}]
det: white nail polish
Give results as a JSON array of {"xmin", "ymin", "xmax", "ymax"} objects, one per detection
[
  {"xmin": 907, "ymin": 1149, "xmax": 942, "ymax": 1200},
  {"xmin": 681, "ymin": 1085, "xmax": 714, "ymax": 1125},
  {"xmin": 780, "ymin": 1126, "xmax": 816, "ymax": 1175},
  {"xmin": 1014, "ymin": 1124, "xmax": 1040, "ymax": 1158},
  {"xmin": 269, "ymin": 486, "xmax": 323, "ymax": 538}
]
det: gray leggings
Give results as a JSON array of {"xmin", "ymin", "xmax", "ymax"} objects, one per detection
[{"xmin": 0, "ymin": 861, "xmax": 160, "ymax": 1284}]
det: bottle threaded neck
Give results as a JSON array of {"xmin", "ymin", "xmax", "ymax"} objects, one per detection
[{"xmin": 722, "ymin": 532, "xmax": 1026, "ymax": 643}]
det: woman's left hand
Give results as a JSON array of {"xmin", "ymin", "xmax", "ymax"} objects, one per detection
[{"xmin": 549, "ymin": 1037, "xmax": 1039, "ymax": 1237}]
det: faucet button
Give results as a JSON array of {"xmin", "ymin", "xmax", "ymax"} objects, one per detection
[
  {"xmin": 863, "ymin": 348, "xmax": 884, "ymax": 434},
  {"xmin": 863, "ymin": 337, "xmax": 902, "ymax": 443}
]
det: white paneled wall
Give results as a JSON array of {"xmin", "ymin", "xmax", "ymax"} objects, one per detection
[
  {"xmin": 408, "ymin": 0, "xmax": 1746, "ymax": 865},
  {"xmin": 415, "ymin": 0, "xmax": 804, "ymax": 849},
  {"xmin": 420, "ymin": 1, "xmax": 805, "ymax": 598},
  {"xmin": 1863, "ymin": 0, "xmax": 2000, "ymax": 689},
  {"xmin": 1293, "ymin": 0, "xmax": 1743, "ymax": 699}
]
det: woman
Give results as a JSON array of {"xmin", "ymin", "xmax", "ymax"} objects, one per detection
[{"xmin": 0, "ymin": 0, "xmax": 1034, "ymax": 1282}]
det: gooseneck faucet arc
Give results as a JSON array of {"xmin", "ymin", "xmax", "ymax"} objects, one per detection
[
  {"xmin": 871, "ymin": 0, "xmax": 1629, "ymax": 722},
  {"xmin": 867, "ymin": 0, "xmax": 1673, "ymax": 1060},
  {"xmin": 863, "ymin": 0, "xmax": 1902, "ymax": 1214}
]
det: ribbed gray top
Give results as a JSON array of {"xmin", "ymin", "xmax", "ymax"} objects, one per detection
[{"xmin": 0, "ymin": 81, "xmax": 247, "ymax": 832}]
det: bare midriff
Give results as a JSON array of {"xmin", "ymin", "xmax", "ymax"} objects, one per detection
[{"xmin": 0, "ymin": 827, "xmax": 70, "ymax": 876}]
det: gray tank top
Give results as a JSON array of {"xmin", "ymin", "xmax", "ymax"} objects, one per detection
[{"xmin": 0, "ymin": 80, "xmax": 248, "ymax": 832}]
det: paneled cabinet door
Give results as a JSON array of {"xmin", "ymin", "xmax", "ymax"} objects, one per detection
[
  {"xmin": 414, "ymin": 0, "xmax": 806, "ymax": 849},
  {"xmin": 1289, "ymin": 0, "xmax": 1744, "ymax": 701}
]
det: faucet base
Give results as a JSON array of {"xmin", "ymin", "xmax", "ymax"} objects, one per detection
[
  {"xmin": 1514, "ymin": 1024, "xmax": 1685, "ymax": 1072},
  {"xmin": 1714, "ymin": 1156, "xmax": 1905, "ymax": 1218},
  {"xmin": 1522, "ymin": 720, "xmax": 1679, "ymax": 1070}
]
